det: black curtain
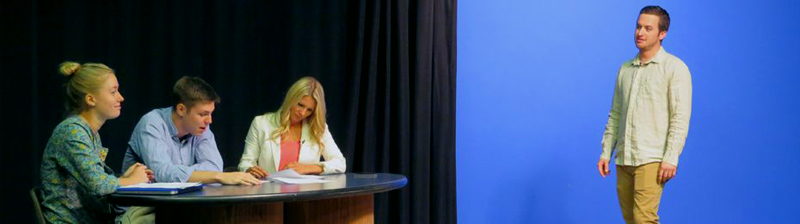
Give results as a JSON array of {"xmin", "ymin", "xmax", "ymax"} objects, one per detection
[{"xmin": 0, "ymin": 0, "xmax": 456, "ymax": 223}]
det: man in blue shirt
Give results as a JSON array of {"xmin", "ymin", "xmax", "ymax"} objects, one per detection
[{"xmin": 123, "ymin": 76, "xmax": 259, "ymax": 185}]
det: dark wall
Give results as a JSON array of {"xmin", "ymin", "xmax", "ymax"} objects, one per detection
[{"xmin": 0, "ymin": 0, "xmax": 457, "ymax": 223}]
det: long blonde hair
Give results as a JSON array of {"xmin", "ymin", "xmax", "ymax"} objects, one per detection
[
  {"xmin": 58, "ymin": 61, "xmax": 114, "ymax": 115},
  {"xmin": 270, "ymin": 77, "xmax": 327, "ymax": 149}
]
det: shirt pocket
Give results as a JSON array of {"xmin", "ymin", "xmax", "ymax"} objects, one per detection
[{"xmin": 641, "ymin": 71, "xmax": 667, "ymax": 99}]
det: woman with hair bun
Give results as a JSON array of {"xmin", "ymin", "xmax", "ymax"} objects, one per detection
[{"xmin": 40, "ymin": 61, "xmax": 154, "ymax": 223}]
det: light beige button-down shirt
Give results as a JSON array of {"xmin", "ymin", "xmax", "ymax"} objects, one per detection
[{"xmin": 601, "ymin": 47, "xmax": 692, "ymax": 166}]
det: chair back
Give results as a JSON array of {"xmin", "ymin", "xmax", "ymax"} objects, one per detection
[{"xmin": 30, "ymin": 187, "xmax": 46, "ymax": 224}]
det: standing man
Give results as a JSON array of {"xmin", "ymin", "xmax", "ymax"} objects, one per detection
[
  {"xmin": 123, "ymin": 76, "xmax": 260, "ymax": 185},
  {"xmin": 598, "ymin": 6, "xmax": 692, "ymax": 224}
]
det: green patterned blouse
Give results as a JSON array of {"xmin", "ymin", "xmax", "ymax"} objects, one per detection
[{"xmin": 40, "ymin": 116, "xmax": 121, "ymax": 223}]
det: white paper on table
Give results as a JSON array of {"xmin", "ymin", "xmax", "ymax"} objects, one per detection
[
  {"xmin": 270, "ymin": 177, "xmax": 333, "ymax": 184},
  {"xmin": 268, "ymin": 169, "xmax": 323, "ymax": 179}
]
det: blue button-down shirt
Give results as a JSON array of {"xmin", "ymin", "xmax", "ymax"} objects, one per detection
[{"xmin": 123, "ymin": 107, "xmax": 223, "ymax": 182}]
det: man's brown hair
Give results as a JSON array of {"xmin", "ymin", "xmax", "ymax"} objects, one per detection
[
  {"xmin": 172, "ymin": 76, "xmax": 220, "ymax": 110},
  {"xmin": 640, "ymin": 5, "xmax": 670, "ymax": 32}
]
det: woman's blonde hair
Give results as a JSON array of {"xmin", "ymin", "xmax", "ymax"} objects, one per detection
[
  {"xmin": 58, "ymin": 61, "xmax": 114, "ymax": 115},
  {"xmin": 270, "ymin": 77, "xmax": 328, "ymax": 149}
]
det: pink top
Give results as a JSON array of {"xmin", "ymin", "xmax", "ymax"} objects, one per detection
[{"xmin": 278, "ymin": 140, "xmax": 301, "ymax": 171}]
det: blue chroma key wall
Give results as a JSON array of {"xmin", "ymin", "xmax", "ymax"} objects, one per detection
[{"xmin": 457, "ymin": 1, "xmax": 800, "ymax": 223}]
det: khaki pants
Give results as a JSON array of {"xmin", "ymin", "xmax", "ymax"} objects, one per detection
[
  {"xmin": 116, "ymin": 206, "xmax": 155, "ymax": 224},
  {"xmin": 616, "ymin": 162, "xmax": 664, "ymax": 224}
]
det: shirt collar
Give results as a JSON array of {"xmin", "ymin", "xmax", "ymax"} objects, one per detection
[{"xmin": 632, "ymin": 46, "xmax": 667, "ymax": 66}]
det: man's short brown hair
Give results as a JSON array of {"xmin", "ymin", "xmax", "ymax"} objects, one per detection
[
  {"xmin": 172, "ymin": 76, "xmax": 220, "ymax": 110},
  {"xmin": 640, "ymin": 5, "xmax": 670, "ymax": 32}
]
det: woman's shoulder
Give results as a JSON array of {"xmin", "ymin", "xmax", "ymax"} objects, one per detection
[
  {"xmin": 248, "ymin": 112, "xmax": 279, "ymax": 131},
  {"xmin": 52, "ymin": 116, "xmax": 92, "ymax": 139},
  {"xmin": 257, "ymin": 112, "xmax": 275, "ymax": 119},
  {"xmin": 253, "ymin": 112, "xmax": 277, "ymax": 124},
  {"xmin": 46, "ymin": 116, "xmax": 94, "ymax": 154}
]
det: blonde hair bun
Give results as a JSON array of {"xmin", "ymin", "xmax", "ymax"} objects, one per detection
[{"xmin": 59, "ymin": 61, "xmax": 81, "ymax": 77}]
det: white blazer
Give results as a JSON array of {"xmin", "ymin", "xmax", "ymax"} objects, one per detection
[{"xmin": 237, "ymin": 113, "xmax": 346, "ymax": 174}]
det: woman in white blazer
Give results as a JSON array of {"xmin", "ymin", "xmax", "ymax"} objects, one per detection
[{"xmin": 238, "ymin": 77, "xmax": 346, "ymax": 178}]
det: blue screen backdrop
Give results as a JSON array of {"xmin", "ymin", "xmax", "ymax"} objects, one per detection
[{"xmin": 457, "ymin": 0, "xmax": 800, "ymax": 223}]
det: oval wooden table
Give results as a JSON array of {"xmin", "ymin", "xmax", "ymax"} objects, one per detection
[{"xmin": 109, "ymin": 173, "xmax": 407, "ymax": 224}]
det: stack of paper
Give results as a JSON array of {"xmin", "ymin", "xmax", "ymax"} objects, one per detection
[{"xmin": 266, "ymin": 169, "xmax": 333, "ymax": 184}]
